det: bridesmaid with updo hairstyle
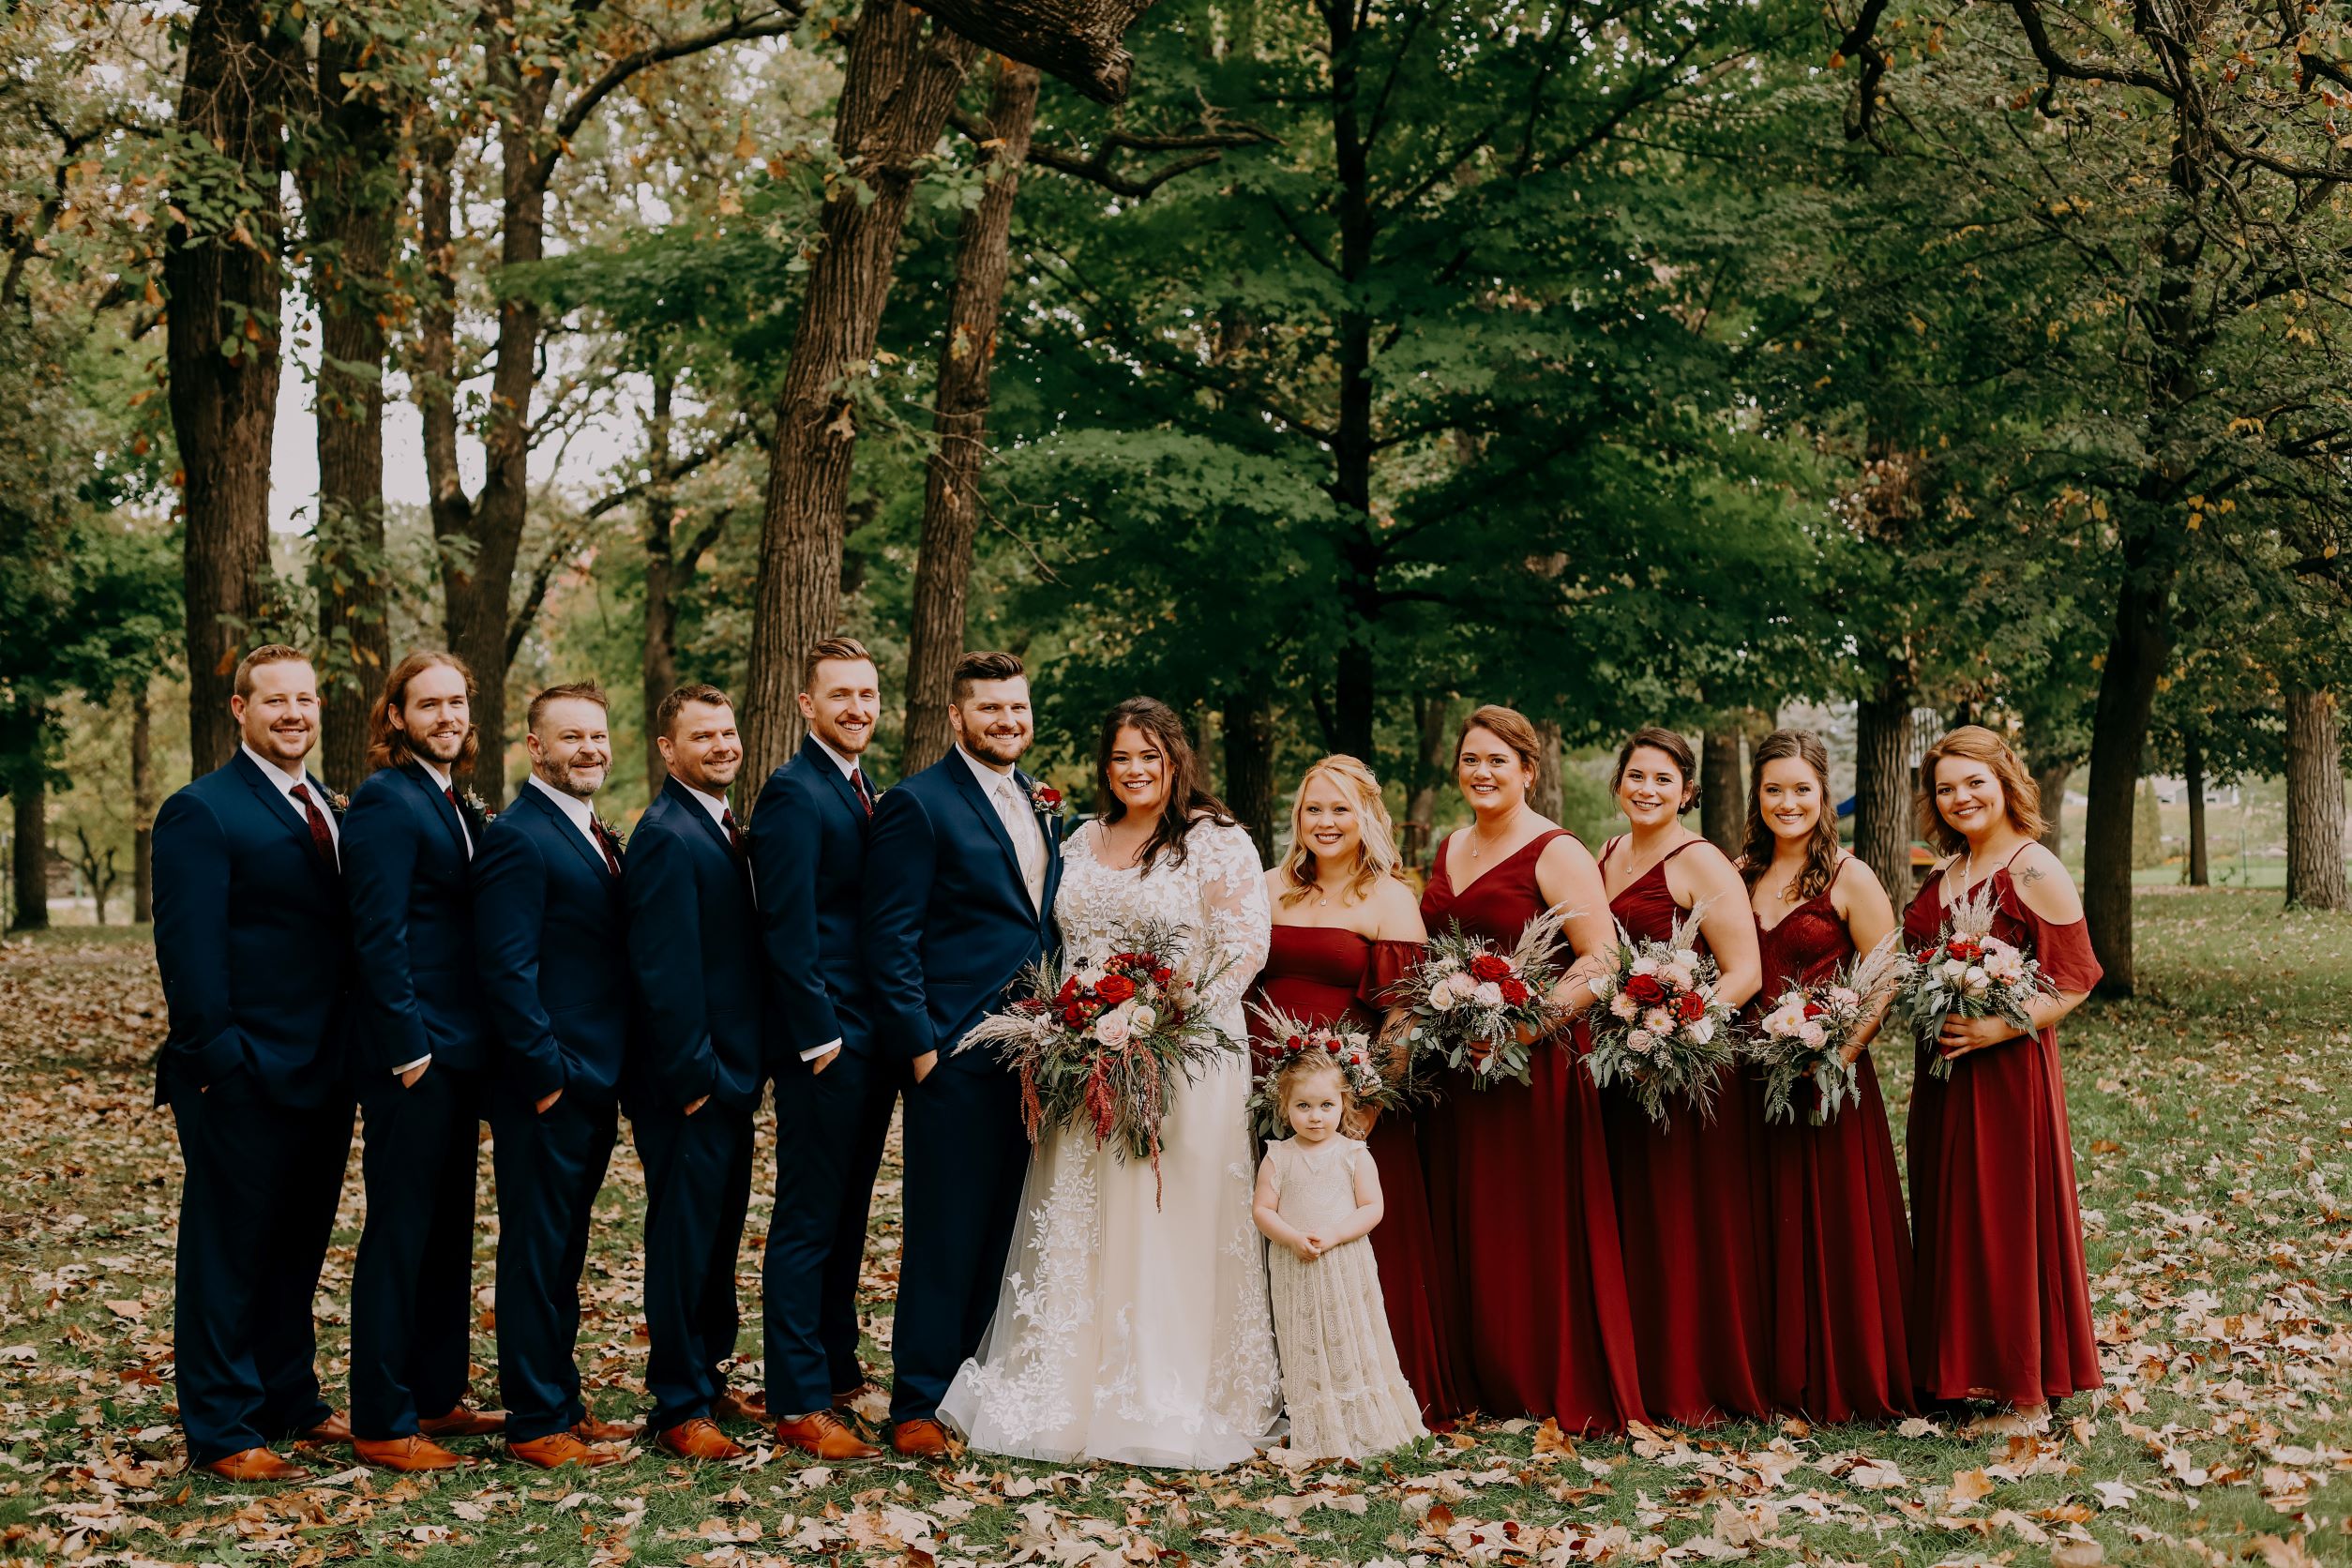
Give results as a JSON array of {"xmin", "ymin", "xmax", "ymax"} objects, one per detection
[
  {"xmin": 1596, "ymin": 725, "xmax": 1771, "ymax": 1425},
  {"xmin": 1901, "ymin": 724, "xmax": 2102, "ymax": 1431},
  {"xmin": 1740, "ymin": 729, "xmax": 1915, "ymax": 1422}
]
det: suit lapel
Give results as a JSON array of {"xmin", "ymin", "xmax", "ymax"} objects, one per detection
[
  {"xmin": 232, "ymin": 752, "xmax": 337, "ymax": 893},
  {"xmin": 946, "ymin": 752, "xmax": 1028, "ymax": 896},
  {"xmin": 405, "ymin": 763, "xmax": 472, "ymax": 861},
  {"xmin": 803, "ymin": 737, "xmax": 867, "ymax": 825},
  {"xmin": 526, "ymin": 783, "xmax": 611, "ymax": 882},
  {"xmin": 1016, "ymin": 768, "xmax": 1064, "ymax": 922},
  {"xmin": 664, "ymin": 776, "xmax": 737, "ymax": 859}
]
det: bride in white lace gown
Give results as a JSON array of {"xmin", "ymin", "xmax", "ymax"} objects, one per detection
[{"xmin": 940, "ymin": 702, "xmax": 1279, "ymax": 1469}]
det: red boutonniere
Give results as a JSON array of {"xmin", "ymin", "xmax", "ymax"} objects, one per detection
[{"xmin": 1028, "ymin": 780, "xmax": 1064, "ymax": 818}]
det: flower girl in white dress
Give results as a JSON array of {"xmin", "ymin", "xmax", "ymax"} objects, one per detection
[{"xmin": 1252, "ymin": 1055, "xmax": 1427, "ymax": 1460}]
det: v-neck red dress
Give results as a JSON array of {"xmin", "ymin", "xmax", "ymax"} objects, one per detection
[
  {"xmin": 1247, "ymin": 923, "xmax": 1470, "ymax": 1423},
  {"xmin": 1416, "ymin": 829, "xmax": 1645, "ymax": 1432},
  {"xmin": 1900, "ymin": 859, "xmax": 2103, "ymax": 1407},
  {"xmin": 1753, "ymin": 865, "xmax": 1916, "ymax": 1421},
  {"xmin": 1599, "ymin": 837, "xmax": 1773, "ymax": 1425}
]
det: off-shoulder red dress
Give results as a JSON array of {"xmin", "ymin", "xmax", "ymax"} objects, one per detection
[
  {"xmin": 1599, "ymin": 837, "xmax": 1773, "ymax": 1425},
  {"xmin": 1417, "ymin": 829, "xmax": 1645, "ymax": 1431},
  {"xmin": 1900, "ymin": 856, "xmax": 2104, "ymax": 1407},
  {"xmin": 1753, "ymin": 862, "xmax": 1916, "ymax": 1421},
  {"xmin": 1247, "ymin": 924, "xmax": 1470, "ymax": 1422}
]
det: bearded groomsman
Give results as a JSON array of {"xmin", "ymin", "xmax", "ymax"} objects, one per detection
[
  {"xmin": 474, "ymin": 684, "xmax": 634, "ymax": 1470},
  {"xmin": 340, "ymin": 653, "xmax": 505, "ymax": 1470},
  {"xmin": 625, "ymin": 685, "xmax": 768, "ymax": 1461},
  {"xmin": 152, "ymin": 645, "xmax": 355, "ymax": 1481},
  {"xmin": 748, "ymin": 639, "xmax": 890, "ymax": 1461}
]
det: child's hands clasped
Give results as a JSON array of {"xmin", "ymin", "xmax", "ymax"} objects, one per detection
[{"xmin": 1293, "ymin": 1233, "xmax": 1328, "ymax": 1263}]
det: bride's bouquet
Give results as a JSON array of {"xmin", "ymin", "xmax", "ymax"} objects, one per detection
[
  {"xmin": 1746, "ymin": 938, "xmax": 1903, "ymax": 1125},
  {"xmin": 957, "ymin": 919, "xmax": 1240, "ymax": 1204},
  {"xmin": 1585, "ymin": 907, "xmax": 1735, "ymax": 1127},
  {"xmin": 1389, "ymin": 907, "xmax": 1574, "ymax": 1091},
  {"xmin": 1890, "ymin": 878, "xmax": 2054, "ymax": 1080},
  {"xmin": 1243, "ymin": 1003, "xmax": 1395, "ymax": 1141}
]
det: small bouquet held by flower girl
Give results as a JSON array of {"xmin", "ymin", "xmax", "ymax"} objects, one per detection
[
  {"xmin": 1389, "ymin": 906, "xmax": 1574, "ymax": 1090},
  {"xmin": 1585, "ymin": 908, "xmax": 1735, "ymax": 1127},
  {"xmin": 1244, "ymin": 1003, "xmax": 1395, "ymax": 1141},
  {"xmin": 1747, "ymin": 938, "xmax": 1904, "ymax": 1125},
  {"xmin": 958, "ymin": 920, "xmax": 1239, "ymax": 1203},
  {"xmin": 1890, "ymin": 878, "xmax": 2055, "ymax": 1080}
]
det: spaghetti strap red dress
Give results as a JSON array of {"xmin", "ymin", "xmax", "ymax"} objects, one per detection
[
  {"xmin": 1417, "ymin": 829, "xmax": 1645, "ymax": 1431},
  {"xmin": 1900, "ymin": 859, "xmax": 2103, "ymax": 1407},
  {"xmin": 1247, "ymin": 924, "xmax": 1470, "ymax": 1422},
  {"xmin": 1754, "ymin": 864, "xmax": 1916, "ymax": 1421},
  {"xmin": 1599, "ymin": 837, "xmax": 1773, "ymax": 1425}
]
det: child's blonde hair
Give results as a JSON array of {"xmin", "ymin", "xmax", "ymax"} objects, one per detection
[{"xmin": 1272, "ymin": 1052, "xmax": 1361, "ymax": 1136}]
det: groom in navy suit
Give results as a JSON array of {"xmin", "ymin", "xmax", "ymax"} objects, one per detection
[
  {"xmin": 862, "ymin": 651, "xmax": 1062, "ymax": 1456},
  {"xmin": 151, "ymin": 645, "xmax": 355, "ymax": 1481}
]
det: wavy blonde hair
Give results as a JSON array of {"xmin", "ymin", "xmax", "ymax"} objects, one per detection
[
  {"xmin": 1275, "ymin": 754, "xmax": 1405, "ymax": 908},
  {"xmin": 1915, "ymin": 724, "xmax": 2048, "ymax": 853}
]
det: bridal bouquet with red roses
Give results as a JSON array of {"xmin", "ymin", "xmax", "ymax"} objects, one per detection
[
  {"xmin": 1243, "ymin": 1003, "xmax": 1395, "ymax": 1141},
  {"xmin": 1585, "ymin": 908, "xmax": 1735, "ymax": 1126},
  {"xmin": 1390, "ymin": 906, "xmax": 1573, "ymax": 1091},
  {"xmin": 1747, "ymin": 938, "xmax": 1903, "ymax": 1125},
  {"xmin": 958, "ymin": 919, "xmax": 1238, "ymax": 1204},
  {"xmin": 1891, "ymin": 878, "xmax": 2053, "ymax": 1080}
]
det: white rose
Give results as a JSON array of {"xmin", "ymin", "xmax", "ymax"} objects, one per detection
[
  {"xmin": 1689, "ymin": 1018, "xmax": 1716, "ymax": 1046},
  {"xmin": 1627, "ymin": 1029, "xmax": 1656, "ymax": 1055},
  {"xmin": 1671, "ymin": 948, "xmax": 1699, "ymax": 972},
  {"xmin": 1591, "ymin": 971, "xmax": 1618, "ymax": 999},
  {"xmin": 1429, "ymin": 977, "xmax": 1461, "ymax": 1011},
  {"xmin": 1828, "ymin": 986, "xmax": 1859, "ymax": 1009},
  {"xmin": 1093, "ymin": 1003, "xmax": 1133, "ymax": 1048},
  {"xmin": 1128, "ymin": 1003, "xmax": 1157, "ymax": 1034},
  {"xmin": 1962, "ymin": 965, "xmax": 1989, "ymax": 995},
  {"xmin": 1797, "ymin": 1020, "xmax": 1827, "ymax": 1048},
  {"xmin": 1077, "ymin": 965, "xmax": 1107, "ymax": 989},
  {"xmin": 1662, "ymin": 962, "xmax": 1697, "ymax": 993},
  {"xmin": 1941, "ymin": 957, "xmax": 1968, "ymax": 984},
  {"xmin": 1472, "ymin": 981, "xmax": 1504, "ymax": 1008},
  {"xmin": 1642, "ymin": 1007, "xmax": 1673, "ymax": 1034},
  {"xmin": 1610, "ymin": 993, "xmax": 1640, "ymax": 1020},
  {"xmin": 1630, "ymin": 956, "xmax": 1661, "ymax": 976}
]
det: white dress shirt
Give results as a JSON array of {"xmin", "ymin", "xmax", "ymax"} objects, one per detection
[
  {"xmin": 529, "ymin": 773, "xmax": 605, "ymax": 856},
  {"xmin": 681, "ymin": 781, "xmax": 733, "ymax": 834},
  {"xmin": 243, "ymin": 742, "xmax": 339, "ymax": 858},
  {"xmin": 957, "ymin": 745, "xmax": 1047, "ymax": 911}
]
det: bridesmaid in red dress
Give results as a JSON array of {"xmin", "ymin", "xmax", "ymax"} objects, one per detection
[
  {"xmin": 1418, "ymin": 705, "xmax": 1644, "ymax": 1431},
  {"xmin": 1246, "ymin": 755, "xmax": 1470, "ymax": 1424},
  {"xmin": 1595, "ymin": 727, "xmax": 1770, "ymax": 1425},
  {"xmin": 1901, "ymin": 725, "xmax": 2103, "ymax": 1430},
  {"xmin": 1740, "ymin": 730, "xmax": 1915, "ymax": 1422}
]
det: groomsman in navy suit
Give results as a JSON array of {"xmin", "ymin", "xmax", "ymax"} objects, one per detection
[
  {"xmin": 749, "ymin": 638, "xmax": 891, "ymax": 1462},
  {"xmin": 473, "ymin": 683, "xmax": 634, "ymax": 1470},
  {"xmin": 862, "ymin": 651, "xmax": 1062, "ymax": 1456},
  {"xmin": 151, "ymin": 645, "xmax": 355, "ymax": 1482},
  {"xmin": 625, "ymin": 685, "xmax": 768, "ymax": 1462},
  {"xmin": 339, "ymin": 652, "xmax": 504, "ymax": 1470}
]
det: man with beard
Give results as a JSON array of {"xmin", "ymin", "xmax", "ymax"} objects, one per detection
[
  {"xmin": 625, "ymin": 685, "xmax": 768, "ymax": 1460},
  {"xmin": 748, "ymin": 639, "xmax": 889, "ymax": 1461},
  {"xmin": 474, "ymin": 684, "xmax": 634, "ymax": 1469},
  {"xmin": 861, "ymin": 652, "xmax": 1062, "ymax": 1456},
  {"xmin": 339, "ymin": 653, "xmax": 505, "ymax": 1470},
  {"xmin": 151, "ymin": 645, "xmax": 356, "ymax": 1481}
]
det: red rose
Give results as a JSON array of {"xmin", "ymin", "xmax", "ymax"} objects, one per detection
[
  {"xmin": 1802, "ymin": 1000, "xmax": 1826, "ymax": 1019},
  {"xmin": 1153, "ymin": 966, "xmax": 1173, "ymax": 986},
  {"xmin": 1675, "ymin": 990, "xmax": 1707, "ymax": 1022},
  {"xmin": 1499, "ymin": 977, "xmax": 1530, "ymax": 1006},
  {"xmin": 1095, "ymin": 973, "xmax": 1137, "ymax": 1004},
  {"xmin": 1470, "ymin": 953, "xmax": 1512, "ymax": 983},
  {"xmin": 1056, "ymin": 977, "xmax": 1080, "ymax": 1004},
  {"xmin": 1323, "ymin": 1038, "xmax": 1342, "ymax": 1054},
  {"xmin": 1061, "ymin": 1004, "xmax": 1088, "ymax": 1028},
  {"xmin": 1036, "ymin": 785, "xmax": 1063, "ymax": 807},
  {"xmin": 1947, "ymin": 937, "xmax": 1982, "ymax": 961},
  {"xmin": 1625, "ymin": 973, "xmax": 1666, "ymax": 1005}
]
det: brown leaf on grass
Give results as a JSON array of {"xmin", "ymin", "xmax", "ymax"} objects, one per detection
[{"xmin": 1531, "ymin": 1417, "xmax": 1576, "ymax": 1455}]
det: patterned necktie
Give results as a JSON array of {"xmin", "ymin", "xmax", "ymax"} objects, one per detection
[
  {"xmin": 851, "ymin": 767, "xmax": 874, "ymax": 819},
  {"xmin": 995, "ymin": 777, "xmax": 1041, "ymax": 909},
  {"xmin": 720, "ymin": 806, "xmax": 746, "ymax": 857},
  {"xmin": 289, "ymin": 783, "xmax": 339, "ymax": 873},
  {"xmin": 591, "ymin": 820, "xmax": 623, "ymax": 877}
]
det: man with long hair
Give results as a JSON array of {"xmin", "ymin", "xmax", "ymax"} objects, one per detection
[{"xmin": 339, "ymin": 652, "xmax": 505, "ymax": 1469}]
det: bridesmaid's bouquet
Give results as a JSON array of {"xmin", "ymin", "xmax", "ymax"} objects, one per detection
[
  {"xmin": 1389, "ymin": 907, "xmax": 1574, "ymax": 1091},
  {"xmin": 1747, "ymin": 939, "xmax": 1903, "ymax": 1125},
  {"xmin": 1890, "ymin": 879, "xmax": 2054, "ymax": 1080},
  {"xmin": 1585, "ymin": 907, "xmax": 1736, "ymax": 1127},
  {"xmin": 957, "ymin": 920, "xmax": 1239, "ymax": 1205},
  {"xmin": 1243, "ymin": 1003, "xmax": 1395, "ymax": 1141}
]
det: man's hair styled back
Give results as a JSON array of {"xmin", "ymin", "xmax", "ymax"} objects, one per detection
[
  {"xmin": 656, "ymin": 683, "xmax": 733, "ymax": 739},
  {"xmin": 802, "ymin": 637, "xmax": 874, "ymax": 692},
  {"xmin": 233, "ymin": 644, "xmax": 313, "ymax": 701},
  {"xmin": 526, "ymin": 682, "xmax": 610, "ymax": 731},
  {"xmin": 951, "ymin": 650, "xmax": 1025, "ymax": 702}
]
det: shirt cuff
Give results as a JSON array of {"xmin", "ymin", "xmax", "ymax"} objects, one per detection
[
  {"xmin": 799, "ymin": 1040, "xmax": 842, "ymax": 1063},
  {"xmin": 392, "ymin": 1054, "xmax": 432, "ymax": 1076}
]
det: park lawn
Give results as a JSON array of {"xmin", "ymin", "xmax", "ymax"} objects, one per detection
[{"xmin": 0, "ymin": 889, "xmax": 2347, "ymax": 1566}]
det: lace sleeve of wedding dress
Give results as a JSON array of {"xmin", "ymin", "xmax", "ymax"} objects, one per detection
[{"xmin": 1192, "ymin": 818, "xmax": 1271, "ymax": 1018}]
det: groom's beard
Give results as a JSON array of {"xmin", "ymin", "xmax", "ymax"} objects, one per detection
[
  {"xmin": 539, "ymin": 754, "xmax": 608, "ymax": 799},
  {"xmin": 963, "ymin": 728, "xmax": 1031, "ymax": 766}
]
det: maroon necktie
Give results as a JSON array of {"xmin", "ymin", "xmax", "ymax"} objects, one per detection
[
  {"xmin": 289, "ymin": 783, "xmax": 339, "ymax": 873},
  {"xmin": 592, "ymin": 821, "xmax": 623, "ymax": 877},
  {"xmin": 445, "ymin": 785, "xmax": 460, "ymax": 811},
  {"xmin": 851, "ymin": 767, "xmax": 874, "ymax": 819},
  {"xmin": 720, "ymin": 806, "xmax": 746, "ymax": 857}
]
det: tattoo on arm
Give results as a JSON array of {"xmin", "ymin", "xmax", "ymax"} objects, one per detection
[{"xmin": 2018, "ymin": 866, "xmax": 2044, "ymax": 886}]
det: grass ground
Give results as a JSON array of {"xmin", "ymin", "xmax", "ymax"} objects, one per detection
[{"xmin": 1, "ymin": 888, "xmax": 2347, "ymax": 1566}]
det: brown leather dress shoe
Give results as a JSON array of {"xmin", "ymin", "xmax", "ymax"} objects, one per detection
[
  {"xmin": 293, "ymin": 1410, "xmax": 352, "ymax": 1444},
  {"xmin": 507, "ymin": 1432, "xmax": 626, "ymax": 1470},
  {"xmin": 199, "ymin": 1448, "xmax": 311, "ymax": 1483},
  {"xmin": 354, "ymin": 1435, "xmax": 467, "ymax": 1471},
  {"xmin": 775, "ymin": 1409, "xmax": 882, "ymax": 1461},
  {"xmin": 420, "ymin": 1404, "xmax": 506, "ymax": 1439},
  {"xmin": 711, "ymin": 1387, "xmax": 768, "ymax": 1425},
  {"xmin": 572, "ymin": 1414, "xmax": 641, "ymax": 1442},
  {"xmin": 891, "ymin": 1418, "xmax": 955, "ymax": 1458},
  {"xmin": 656, "ymin": 1417, "xmax": 747, "ymax": 1462}
]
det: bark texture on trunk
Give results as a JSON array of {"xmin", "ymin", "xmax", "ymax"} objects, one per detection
[
  {"xmin": 641, "ymin": 369, "xmax": 680, "ymax": 799},
  {"xmin": 903, "ymin": 57, "xmax": 1040, "ymax": 777},
  {"xmin": 1400, "ymin": 692, "xmax": 1451, "ymax": 872},
  {"xmin": 1223, "ymin": 694, "xmax": 1278, "ymax": 862},
  {"xmin": 2182, "ymin": 732, "xmax": 2209, "ymax": 886},
  {"xmin": 916, "ymin": 0, "xmax": 1158, "ymax": 103},
  {"xmin": 2082, "ymin": 564, "xmax": 2171, "ymax": 996},
  {"xmin": 1699, "ymin": 727, "xmax": 1742, "ymax": 853},
  {"xmin": 2033, "ymin": 761, "xmax": 2071, "ymax": 856},
  {"xmin": 2284, "ymin": 687, "xmax": 2348, "ymax": 911},
  {"xmin": 742, "ymin": 4, "xmax": 979, "ymax": 788},
  {"xmin": 168, "ymin": 0, "xmax": 298, "ymax": 777},
  {"xmin": 1530, "ymin": 718, "xmax": 1564, "ymax": 824},
  {"xmin": 1852, "ymin": 679, "xmax": 1914, "ymax": 900},
  {"xmin": 132, "ymin": 685, "xmax": 155, "ymax": 924}
]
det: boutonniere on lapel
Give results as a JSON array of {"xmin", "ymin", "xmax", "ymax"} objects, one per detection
[
  {"xmin": 325, "ymin": 789, "xmax": 352, "ymax": 818},
  {"xmin": 1028, "ymin": 780, "xmax": 1065, "ymax": 818},
  {"xmin": 460, "ymin": 787, "xmax": 494, "ymax": 827},
  {"xmin": 593, "ymin": 812, "xmax": 626, "ymax": 848}
]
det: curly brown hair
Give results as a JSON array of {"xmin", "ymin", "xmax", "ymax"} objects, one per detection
[
  {"xmin": 367, "ymin": 651, "xmax": 480, "ymax": 775},
  {"xmin": 1094, "ymin": 697, "xmax": 1236, "ymax": 873},
  {"xmin": 1739, "ymin": 729, "xmax": 1843, "ymax": 899}
]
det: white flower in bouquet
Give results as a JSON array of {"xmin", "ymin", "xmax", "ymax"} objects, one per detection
[
  {"xmin": 1129, "ymin": 1003, "xmax": 1158, "ymax": 1033},
  {"xmin": 1641, "ymin": 1006, "xmax": 1673, "ymax": 1034},
  {"xmin": 1662, "ymin": 961, "xmax": 1696, "ymax": 992},
  {"xmin": 1609, "ymin": 993, "xmax": 1639, "ymax": 1020},
  {"xmin": 1627, "ymin": 1029, "xmax": 1656, "ymax": 1055},
  {"xmin": 1690, "ymin": 1017, "xmax": 1717, "ymax": 1046},
  {"xmin": 1093, "ymin": 1003, "xmax": 1134, "ymax": 1048},
  {"xmin": 1828, "ymin": 986, "xmax": 1860, "ymax": 1009},
  {"xmin": 1983, "ymin": 942, "xmax": 2026, "ymax": 984},
  {"xmin": 1630, "ymin": 955, "xmax": 1661, "ymax": 976},
  {"xmin": 1392, "ymin": 907, "xmax": 1576, "ymax": 1092},
  {"xmin": 1428, "ymin": 975, "xmax": 1461, "ymax": 1010},
  {"xmin": 1471, "ymin": 980, "xmax": 1504, "ymax": 1008},
  {"xmin": 1591, "ymin": 970, "xmax": 1618, "ymax": 999}
]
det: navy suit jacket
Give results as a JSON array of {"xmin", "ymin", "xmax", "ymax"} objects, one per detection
[
  {"xmin": 861, "ymin": 752, "xmax": 1063, "ymax": 1074},
  {"xmin": 625, "ymin": 776, "xmax": 765, "ymax": 1114},
  {"xmin": 150, "ymin": 751, "xmax": 352, "ymax": 1108},
  {"xmin": 341, "ymin": 761, "xmax": 491, "ymax": 1076},
  {"xmin": 472, "ymin": 783, "xmax": 633, "ymax": 1106},
  {"xmin": 747, "ymin": 736, "xmax": 872, "ymax": 1071}
]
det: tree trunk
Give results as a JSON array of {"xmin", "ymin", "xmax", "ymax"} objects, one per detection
[
  {"xmin": 1699, "ymin": 727, "xmax": 1742, "ymax": 852},
  {"xmin": 641, "ymin": 367, "xmax": 681, "ymax": 800},
  {"xmin": 5, "ymin": 702, "xmax": 48, "ymax": 932},
  {"xmin": 2284, "ymin": 687, "xmax": 2348, "ymax": 911},
  {"xmin": 132, "ymin": 684, "xmax": 156, "ymax": 923},
  {"xmin": 168, "ymin": 0, "xmax": 297, "ymax": 777},
  {"xmin": 742, "ymin": 4, "xmax": 980, "ymax": 788},
  {"xmin": 1400, "ymin": 692, "xmax": 1451, "ymax": 871},
  {"xmin": 305, "ymin": 29, "xmax": 397, "ymax": 793},
  {"xmin": 1223, "ymin": 693, "xmax": 1278, "ymax": 862},
  {"xmin": 902, "ymin": 57, "xmax": 1040, "ymax": 777},
  {"xmin": 2081, "ymin": 566, "xmax": 2170, "ymax": 996},
  {"xmin": 2033, "ymin": 761, "xmax": 2071, "ymax": 856},
  {"xmin": 2182, "ymin": 731, "xmax": 2209, "ymax": 886},
  {"xmin": 1530, "ymin": 718, "xmax": 1564, "ymax": 823},
  {"xmin": 1852, "ymin": 677, "xmax": 1914, "ymax": 899},
  {"xmin": 913, "ymin": 0, "xmax": 1159, "ymax": 103},
  {"xmin": 1325, "ymin": 3, "xmax": 1380, "ymax": 766}
]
